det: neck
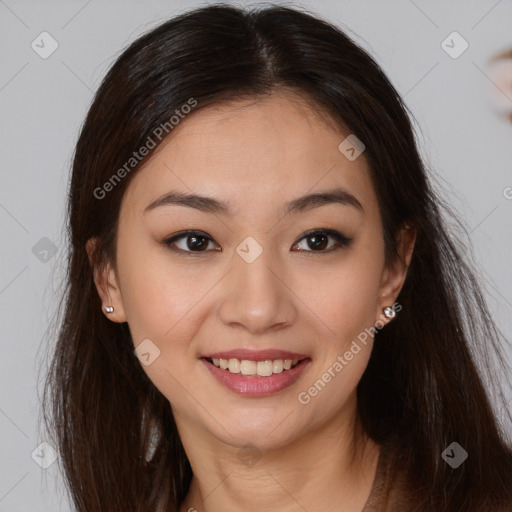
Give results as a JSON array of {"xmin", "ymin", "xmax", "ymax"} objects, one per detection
[{"xmin": 176, "ymin": 394, "xmax": 381, "ymax": 512}]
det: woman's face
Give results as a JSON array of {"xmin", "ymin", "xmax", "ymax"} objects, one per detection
[{"xmin": 91, "ymin": 90, "xmax": 412, "ymax": 450}]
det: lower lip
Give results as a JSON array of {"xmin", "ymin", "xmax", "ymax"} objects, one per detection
[{"xmin": 201, "ymin": 358, "xmax": 311, "ymax": 397}]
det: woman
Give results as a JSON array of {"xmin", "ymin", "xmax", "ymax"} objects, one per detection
[{"xmin": 42, "ymin": 3, "xmax": 512, "ymax": 511}]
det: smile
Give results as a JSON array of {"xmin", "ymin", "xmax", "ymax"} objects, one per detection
[{"xmin": 201, "ymin": 352, "xmax": 311, "ymax": 397}]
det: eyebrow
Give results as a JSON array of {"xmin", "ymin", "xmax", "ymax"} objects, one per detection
[{"xmin": 143, "ymin": 187, "xmax": 363, "ymax": 216}]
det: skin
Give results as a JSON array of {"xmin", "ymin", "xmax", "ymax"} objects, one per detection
[{"xmin": 87, "ymin": 89, "xmax": 415, "ymax": 512}]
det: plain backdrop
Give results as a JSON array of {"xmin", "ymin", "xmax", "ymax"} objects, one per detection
[{"xmin": 1, "ymin": 0, "xmax": 511, "ymax": 510}]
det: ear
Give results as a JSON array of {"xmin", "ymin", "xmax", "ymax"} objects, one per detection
[
  {"xmin": 375, "ymin": 224, "xmax": 416, "ymax": 326},
  {"xmin": 86, "ymin": 237, "xmax": 127, "ymax": 323}
]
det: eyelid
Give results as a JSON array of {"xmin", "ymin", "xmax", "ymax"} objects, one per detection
[{"xmin": 163, "ymin": 228, "xmax": 354, "ymax": 255}]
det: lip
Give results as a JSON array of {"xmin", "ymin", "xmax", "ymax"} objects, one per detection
[
  {"xmin": 201, "ymin": 349, "xmax": 310, "ymax": 361},
  {"xmin": 201, "ymin": 357, "xmax": 311, "ymax": 397}
]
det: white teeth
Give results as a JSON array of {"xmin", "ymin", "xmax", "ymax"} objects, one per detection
[
  {"xmin": 257, "ymin": 360, "xmax": 273, "ymax": 377},
  {"xmin": 210, "ymin": 357, "xmax": 302, "ymax": 376},
  {"xmin": 228, "ymin": 358, "xmax": 240, "ymax": 373},
  {"xmin": 240, "ymin": 360, "xmax": 257, "ymax": 375},
  {"xmin": 273, "ymin": 360, "xmax": 284, "ymax": 373}
]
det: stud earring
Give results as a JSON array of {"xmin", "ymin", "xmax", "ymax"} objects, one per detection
[
  {"xmin": 104, "ymin": 306, "xmax": 114, "ymax": 314},
  {"xmin": 383, "ymin": 306, "xmax": 396, "ymax": 319}
]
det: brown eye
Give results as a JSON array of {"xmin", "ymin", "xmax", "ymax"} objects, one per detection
[
  {"xmin": 292, "ymin": 229, "xmax": 354, "ymax": 253},
  {"xmin": 183, "ymin": 234, "xmax": 209, "ymax": 251},
  {"xmin": 164, "ymin": 231, "xmax": 219, "ymax": 254},
  {"xmin": 306, "ymin": 233, "xmax": 329, "ymax": 250}
]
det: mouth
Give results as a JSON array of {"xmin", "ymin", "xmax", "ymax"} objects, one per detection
[{"xmin": 200, "ymin": 350, "xmax": 311, "ymax": 397}]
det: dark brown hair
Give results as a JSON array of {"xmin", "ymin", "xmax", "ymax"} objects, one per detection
[{"xmin": 41, "ymin": 3, "xmax": 512, "ymax": 511}]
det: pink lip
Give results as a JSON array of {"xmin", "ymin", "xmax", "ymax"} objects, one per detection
[
  {"xmin": 201, "ymin": 357, "xmax": 311, "ymax": 397},
  {"xmin": 201, "ymin": 349, "xmax": 309, "ymax": 361}
]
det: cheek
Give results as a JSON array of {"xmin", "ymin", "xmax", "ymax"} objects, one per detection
[
  {"xmin": 296, "ymin": 263, "xmax": 380, "ymax": 416},
  {"xmin": 296, "ymin": 347, "xmax": 371, "ymax": 429},
  {"xmin": 117, "ymin": 234, "xmax": 203, "ymax": 342},
  {"xmin": 295, "ymin": 253, "xmax": 383, "ymax": 343},
  {"xmin": 118, "ymin": 249, "xmax": 204, "ymax": 403}
]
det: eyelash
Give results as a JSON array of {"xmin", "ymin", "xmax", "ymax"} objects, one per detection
[{"xmin": 162, "ymin": 229, "xmax": 354, "ymax": 257}]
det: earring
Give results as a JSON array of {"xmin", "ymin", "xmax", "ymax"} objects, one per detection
[
  {"xmin": 104, "ymin": 306, "xmax": 114, "ymax": 314},
  {"xmin": 383, "ymin": 306, "xmax": 396, "ymax": 319}
]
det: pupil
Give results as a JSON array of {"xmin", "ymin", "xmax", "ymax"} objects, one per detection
[
  {"xmin": 309, "ymin": 234, "xmax": 327, "ymax": 250},
  {"xmin": 188, "ymin": 235, "xmax": 207, "ymax": 251}
]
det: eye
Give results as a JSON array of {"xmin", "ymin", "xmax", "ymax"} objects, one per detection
[
  {"xmin": 163, "ymin": 230, "xmax": 220, "ymax": 255},
  {"xmin": 291, "ymin": 229, "xmax": 354, "ymax": 254},
  {"xmin": 163, "ymin": 228, "xmax": 354, "ymax": 256}
]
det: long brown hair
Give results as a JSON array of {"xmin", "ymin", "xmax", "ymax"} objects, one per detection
[{"xmin": 41, "ymin": 3, "xmax": 512, "ymax": 511}]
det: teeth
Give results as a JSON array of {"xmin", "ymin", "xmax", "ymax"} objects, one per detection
[
  {"xmin": 273, "ymin": 360, "xmax": 284, "ymax": 373},
  {"xmin": 240, "ymin": 360, "xmax": 257, "ymax": 375},
  {"xmin": 210, "ymin": 357, "xmax": 301, "ymax": 376},
  {"xmin": 228, "ymin": 358, "xmax": 240, "ymax": 373},
  {"xmin": 257, "ymin": 360, "xmax": 273, "ymax": 377}
]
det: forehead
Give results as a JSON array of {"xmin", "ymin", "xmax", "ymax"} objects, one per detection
[{"xmin": 120, "ymin": 91, "xmax": 378, "ymax": 222}]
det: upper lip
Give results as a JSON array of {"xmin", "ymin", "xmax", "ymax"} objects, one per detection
[{"xmin": 202, "ymin": 349, "xmax": 310, "ymax": 361}]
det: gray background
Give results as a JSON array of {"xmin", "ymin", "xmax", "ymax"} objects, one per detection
[{"xmin": 1, "ymin": 0, "xmax": 511, "ymax": 510}]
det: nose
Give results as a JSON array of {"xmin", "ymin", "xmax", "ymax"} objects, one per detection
[{"xmin": 217, "ymin": 242, "xmax": 298, "ymax": 336}]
